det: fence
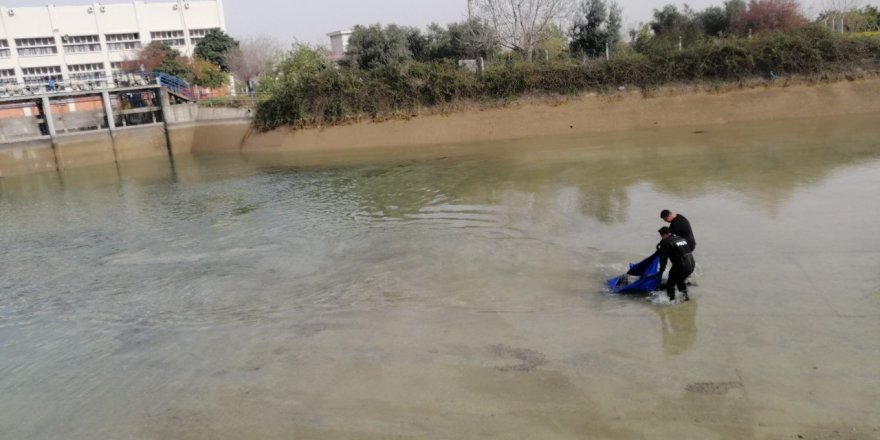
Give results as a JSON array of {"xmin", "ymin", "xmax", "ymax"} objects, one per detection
[{"xmin": 0, "ymin": 72, "xmax": 185, "ymax": 99}]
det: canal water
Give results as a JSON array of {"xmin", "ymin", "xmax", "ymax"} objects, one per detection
[{"xmin": 1, "ymin": 113, "xmax": 879, "ymax": 439}]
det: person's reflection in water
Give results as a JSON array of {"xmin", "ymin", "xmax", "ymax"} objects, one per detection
[{"xmin": 655, "ymin": 301, "xmax": 698, "ymax": 356}]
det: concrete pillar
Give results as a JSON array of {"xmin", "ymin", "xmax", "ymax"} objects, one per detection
[
  {"xmin": 158, "ymin": 88, "xmax": 175, "ymax": 157},
  {"xmin": 158, "ymin": 89, "xmax": 173, "ymax": 124},
  {"xmin": 40, "ymin": 96, "xmax": 57, "ymax": 137},
  {"xmin": 102, "ymin": 90, "xmax": 120, "ymax": 165},
  {"xmin": 102, "ymin": 90, "xmax": 116, "ymax": 131},
  {"xmin": 41, "ymin": 96, "xmax": 61, "ymax": 172}
]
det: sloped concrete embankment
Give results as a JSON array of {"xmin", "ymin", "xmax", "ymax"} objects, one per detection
[{"xmin": 238, "ymin": 79, "xmax": 880, "ymax": 154}]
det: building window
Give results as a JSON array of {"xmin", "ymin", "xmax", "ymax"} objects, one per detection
[
  {"xmin": 106, "ymin": 33, "xmax": 142, "ymax": 51},
  {"xmin": 22, "ymin": 66, "xmax": 62, "ymax": 85},
  {"xmin": 150, "ymin": 30, "xmax": 185, "ymax": 48},
  {"xmin": 63, "ymin": 35, "xmax": 102, "ymax": 54},
  {"xmin": 0, "ymin": 69, "xmax": 16, "ymax": 85},
  {"xmin": 68, "ymin": 63, "xmax": 107, "ymax": 81},
  {"xmin": 15, "ymin": 37, "xmax": 58, "ymax": 57},
  {"xmin": 0, "ymin": 40, "xmax": 10, "ymax": 58},
  {"xmin": 188, "ymin": 28, "xmax": 219, "ymax": 47}
]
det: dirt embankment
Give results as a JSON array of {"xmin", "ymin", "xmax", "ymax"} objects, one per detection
[{"xmin": 232, "ymin": 78, "xmax": 880, "ymax": 154}]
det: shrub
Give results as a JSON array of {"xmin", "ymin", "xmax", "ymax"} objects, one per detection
[{"xmin": 254, "ymin": 28, "xmax": 880, "ymax": 130}]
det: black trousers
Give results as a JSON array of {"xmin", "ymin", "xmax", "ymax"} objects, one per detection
[{"xmin": 667, "ymin": 260, "xmax": 695, "ymax": 298}]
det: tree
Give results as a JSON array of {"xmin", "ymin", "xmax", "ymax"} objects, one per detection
[
  {"xmin": 227, "ymin": 35, "xmax": 283, "ymax": 86},
  {"xmin": 124, "ymin": 42, "xmax": 190, "ymax": 79},
  {"xmin": 642, "ymin": 4, "xmax": 706, "ymax": 51},
  {"xmin": 733, "ymin": 0, "xmax": 808, "ymax": 36},
  {"xmin": 449, "ymin": 18, "xmax": 501, "ymax": 59},
  {"xmin": 473, "ymin": 0, "xmax": 575, "ymax": 62},
  {"xmin": 698, "ymin": 6, "xmax": 730, "ymax": 36},
  {"xmin": 725, "ymin": 0, "xmax": 748, "ymax": 24},
  {"xmin": 190, "ymin": 58, "xmax": 227, "ymax": 88},
  {"xmin": 536, "ymin": 24, "xmax": 570, "ymax": 61},
  {"xmin": 696, "ymin": 0, "xmax": 745, "ymax": 36},
  {"xmin": 817, "ymin": 0, "xmax": 877, "ymax": 32},
  {"xmin": 194, "ymin": 29, "xmax": 239, "ymax": 72},
  {"xmin": 259, "ymin": 44, "xmax": 330, "ymax": 93},
  {"xmin": 406, "ymin": 21, "xmax": 500, "ymax": 62},
  {"xmin": 570, "ymin": 0, "xmax": 622, "ymax": 59},
  {"xmin": 862, "ymin": 5, "xmax": 880, "ymax": 29},
  {"xmin": 346, "ymin": 24, "xmax": 413, "ymax": 69},
  {"xmin": 406, "ymin": 27, "xmax": 433, "ymax": 61},
  {"xmin": 650, "ymin": 4, "xmax": 693, "ymax": 35}
]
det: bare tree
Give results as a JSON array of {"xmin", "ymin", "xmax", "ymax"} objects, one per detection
[
  {"xmin": 226, "ymin": 35, "xmax": 283, "ymax": 87},
  {"xmin": 473, "ymin": 0, "xmax": 575, "ymax": 62},
  {"xmin": 820, "ymin": 0, "xmax": 861, "ymax": 32}
]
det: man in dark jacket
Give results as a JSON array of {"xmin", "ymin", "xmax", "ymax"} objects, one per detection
[
  {"xmin": 655, "ymin": 226, "xmax": 695, "ymax": 302},
  {"xmin": 661, "ymin": 209, "xmax": 696, "ymax": 252}
]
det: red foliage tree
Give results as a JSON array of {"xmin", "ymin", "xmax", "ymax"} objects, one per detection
[
  {"xmin": 120, "ymin": 42, "xmax": 170, "ymax": 73},
  {"xmin": 733, "ymin": 0, "xmax": 808, "ymax": 35}
]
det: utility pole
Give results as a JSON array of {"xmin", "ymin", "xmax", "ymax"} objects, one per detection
[{"xmin": 467, "ymin": 0, "xmax": 473, "ymax": 19}]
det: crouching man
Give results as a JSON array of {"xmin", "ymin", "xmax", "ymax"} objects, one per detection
[{"xmin": 655, "ymin": 226, "xmax": 695, "ymax": 302}]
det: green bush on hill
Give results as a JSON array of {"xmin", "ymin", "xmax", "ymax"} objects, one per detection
[{"xmin": 254, "ymin": 28, "xmax": 880, "ymax": 130}]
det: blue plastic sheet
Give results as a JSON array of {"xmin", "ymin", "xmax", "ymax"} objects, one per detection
[{"xmin": 607, "ymin": 255, "xmax": 662, "ymax": 294}]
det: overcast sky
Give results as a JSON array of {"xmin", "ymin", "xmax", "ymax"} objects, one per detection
[{"xmin": 8, "ymin": 0, "xmax": 829, "ymax": 46}]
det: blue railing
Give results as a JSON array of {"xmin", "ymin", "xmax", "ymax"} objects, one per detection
[{"xmin": 153, "ymin": 72, "xmax": 192, "ymax": 99}]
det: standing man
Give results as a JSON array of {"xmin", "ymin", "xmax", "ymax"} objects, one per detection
[
  {"xmin": 655, "ymin": 226, "xmax": 695, "ymax": 302},
  {"xmin": 661, "ymin": 209, "xmax": 696, "ymax": 252}
]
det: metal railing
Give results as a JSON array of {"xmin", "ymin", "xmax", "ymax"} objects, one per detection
[
  {"xmin": 0, "ymin": 72, "xmax": 190, "ymax": 99},
  {"xmin": 154, "ymin": 72, "xmax": 192, "ymax": 99}
]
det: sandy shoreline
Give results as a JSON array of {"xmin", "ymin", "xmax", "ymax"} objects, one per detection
[{"xmin": 235, "ymin": 78, "xmax": 880, "ymax": 154}]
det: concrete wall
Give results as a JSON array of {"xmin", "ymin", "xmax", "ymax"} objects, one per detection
[
  {"xmin": 54, "ymin": 109, "xmax": 107, "ymax": 134},
  {"xmin": 167, "ymin": 119, "xmax": 251, "ymax": 154},
  {"xmin": 165, "ymin": 102, "xmax": 251, "ymax": 124},
  {"xmin": 0, "ymin": 138, "xmax": 56, "ymax": 177},
  {"xmin": 0, "ymin": 115, "xmax": 43, "ymax": 141},
  {"xmin": 52, "ymin": 131, "xmax": 117, "ymax": 169},
  {"xmin": 164, "ymin": 103, "xmax": 251, "ymax": 154},
  {"xmin": 112, "ymin": 125, "xmax": 170, "ymax": 162},
  {"xmin": 0, "ymin": 99, "xmax": 253, "ymax": 177}
]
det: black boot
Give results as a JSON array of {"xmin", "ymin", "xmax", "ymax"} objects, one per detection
[{"xmin": 681, "ymin": 291, "xmax": 690, "ymax": 302}]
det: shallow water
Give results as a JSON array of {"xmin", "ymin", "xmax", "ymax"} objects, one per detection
[{"xmin": 2, "ymin": 114, "xmax": 880, "ymax": 439}]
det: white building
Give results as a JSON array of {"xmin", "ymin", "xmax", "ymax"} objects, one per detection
[
  {"xmin": 0, "ymin": 0, "xmax": 226, "ymax": 88},
  {"xmin": 327, "ymin": 29, "xmax": 352, "ymax": 62}
]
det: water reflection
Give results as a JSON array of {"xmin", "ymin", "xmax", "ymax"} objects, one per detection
[
  {"xmin": 234, "ymin": 113, "xmax": 880, "ymax": 227},
  {"xmin": 656, "ymin": 300, "xmax": 698, "ymax": 356},
  {"xmin": 1, "ymin": 113, "xmax": 879, "ymax": 439}
]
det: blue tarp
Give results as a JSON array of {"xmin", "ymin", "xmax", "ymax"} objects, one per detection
[{"xmin": 607, "ymin": 255, "xmax": 662, "ymax": 294}]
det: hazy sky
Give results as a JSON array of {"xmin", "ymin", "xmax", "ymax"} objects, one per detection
[{"xmin": 8, "ymin": 0, "xmax": 829, "ymax": 45}]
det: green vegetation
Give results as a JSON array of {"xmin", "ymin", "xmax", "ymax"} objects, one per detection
[
  {"xmin": 122, "ymin": 30, "xmax": 239, "ymax": 88},
  {"xmin": 194, "ymin": 29, "xmax": 239, "ymax": 72},
  {"xmin": 254, "ymin": 27, "xmax": 880, "ymax": 130},
  {"xmin": 570, "ymin": 0, "xmax": 623, "ymax": 59}
]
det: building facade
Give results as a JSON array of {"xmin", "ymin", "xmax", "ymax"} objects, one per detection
[
  {"xmin": 327, "ymin": 30, "xmax": 352, "ymax": 62},
  {"xmin": 0, "ymin": 0, "xmax": 226, "ymax": 89}
]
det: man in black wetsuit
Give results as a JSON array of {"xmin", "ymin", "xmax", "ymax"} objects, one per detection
[
  {"xmin": 655, "ymin": 226, "xmax": 695, "ymax": 302},
  {"xmin": 661, "ymin": 209, "xmax": 696, "ymax": 252}
]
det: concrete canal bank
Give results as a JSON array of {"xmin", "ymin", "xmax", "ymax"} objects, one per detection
[
  {"xmin": 0, "ymin": 87, "xmax": 251, "ymax": 177},
  {"xmin": 2, "ymin": 78, "xmax": 880, "ymax": 178}
]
